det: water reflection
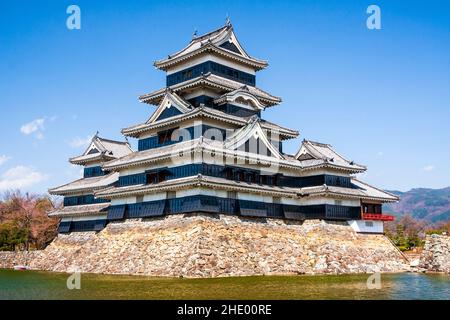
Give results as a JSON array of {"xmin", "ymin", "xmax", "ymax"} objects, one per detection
[{"xmin": 0, "ymin": 270, "xmax": 448, "ymax": 300}]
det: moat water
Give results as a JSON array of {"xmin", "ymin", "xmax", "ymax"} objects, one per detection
[{"xmin": 0, "ymin": 270, "xmax": 448, "ymax": 300}]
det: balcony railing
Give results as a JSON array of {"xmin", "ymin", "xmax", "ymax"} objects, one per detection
[{"xmin": 362, "ymin": 213, "xmax": 395, "ymax": 221}]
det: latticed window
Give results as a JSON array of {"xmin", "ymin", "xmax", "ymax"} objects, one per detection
[
  {"xmin": 181, "ymin": 69, "xmax": 192, "ymax": 80},
  {"xmin": 166, "ymin": 61, "xmax": 256, "ymax": 86},
  {"xmin": 71, "ymin": 220, "xmax": 105, "ymax": 232},
  {"xmin": 58, "ymin": 221, "xmax": 71, "ymax": 233},
  {"xmin": 107, "ymin": 205, "xmax": 126, "ymax": 220},
  {"xmin": 84, "ymin": 166, "xmax": 104, "ymax": 178},
  {"xmin": 118, "ymin": 173, "xmax": 146, "ymax": 187},
  {"xmin": 362, "ymin": 203, "xmax": 382, "ymax": 214},
  {"xmin": 64, "ymin": 194, "xmax": 108, "ymax": 206},
  {"xmin": 138, "ymin": 136, "xmax": 158, "ymax": 151},
  {"xmin": 117, "ymin": 164, "xmax": 359, "ymax": 190},
  {"xmin": 239, "ymin": 199, "xmax": 268, "ymax": 217}
]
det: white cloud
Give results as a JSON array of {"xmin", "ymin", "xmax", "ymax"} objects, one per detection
[
  {"xmin": 423, "ymin": 165, "xmax": 435, "ymax": 172},
  {"xmin": 377, "ymin": 151, "xmax": 384, "ymax": 157},
  {"xmin": 20, "ymin": 118, "xmax": 45, "ymax": 139},
  {"xmin": 0, "ymin": 166, "xmax": 48, "ymax": 192},
  {"xmin": 36, "ymin": 132, "xmax": 44, "ymax": 140},
  {"xmin": 69, "ymin": 135, "xmax": 93, "ymax": 148},
  {"xmin": 0, "ymin": 155, "xmax": 11, "ymax": 166}
]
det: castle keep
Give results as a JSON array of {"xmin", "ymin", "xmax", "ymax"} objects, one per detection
[{"xmin": 49, "ymin": 22, "xmax": 398, "ymax": 237}]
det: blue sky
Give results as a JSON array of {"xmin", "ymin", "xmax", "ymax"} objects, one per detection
[{"xmin": 0, "ymin": 0, "xmax": 449, "ymax": 194}]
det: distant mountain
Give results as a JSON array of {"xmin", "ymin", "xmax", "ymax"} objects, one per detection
[{"xmin": 384, "ymin": 187, "xmax": 450, "ymax": 223}]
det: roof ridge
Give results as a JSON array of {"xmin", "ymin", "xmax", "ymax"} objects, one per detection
[
  {"xmin": 48, "ymin": 172, "xmax": 118, "ymax": 195},
  {"xmin": 95, "ymin": 135, "xmax": 130, "ymax": 146},
  {"xmin": 352, "ymin": 178, "xmax": 399, "ymax": 200},
  {"xmin": 165, "ymin": 25, "xmax": 230, "ymax": 60},
  {"xmin": 48, "ymin": 176, "xmax": 86, "ymax": 193},
  {"xmin": 191, "ymin": 24, "xmax": 230, "ymax": 42},
  {"xmin": 154, "ymin": 23, "xmax": 268, "ymax": 71},
  {"xmin": 166, "ymin": 90, "xmax": 193, "ymax": 109},
  {"xmin": 303, "ymin": 139, "xmax": 331, "ymax": 147},
  {"xmin": 122, "ymin": 106, "xmax": 298, "ymax": 139},
  {"xmin": 140, "ymin": 73, "xmax": 281, "ymax": 105},
  {"xmin": 302, "ymin": 139, "xmax": 365, "ymax": 169}
]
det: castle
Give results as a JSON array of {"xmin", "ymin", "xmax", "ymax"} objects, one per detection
[{"xmin": 49, "ymin": 22, "xmax": 398, "ymax": 236}]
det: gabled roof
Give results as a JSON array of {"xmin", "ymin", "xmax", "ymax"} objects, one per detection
[
  {"xmin": 351, "ymin": 179, "xmax": 399, "ymax": 202},
  {"xmin": 146, "ymin": 90, "xmax": 192, "ymax": 123},
  {"xmin": 295, "ymin": 139, "xmax": 366, "ymax": 171},
  {"xmin": 223, "ymin": 117, "xmax": 284, "ymax": 159},
  {"xmin": 213, "ymin": 85, "xmax": 267, "ymax": 110},
  {"xmin": 102, "ymin": 136, "xmax": 364, "ymax": 174},
  {"xmin": 121, "ymin": 105, "xmax": 299, "ymax": 140},
  {"xmin": 94, "ymin": 174, "xmax": 398, "ymax": 203},
  {"xmin": 69, "ymin": 135, "xmax": 133, "ymax": 165},
  {"xmin": 102, "ymin": 137, "xmax": 285, "ymax": 172},
  {"xmin": 297, "ymin": 179, "xmax": 399, "ymax": 202},
  {"xmin": 154, "ymin": 23, "xmax": 268, "ymax": 71},
  {"xmin": 95, "ymin": 175, "xmax": 299, "ymax": 200},
  {"xmin": 48, "ymin": 172, "xmax": 119, "ymax": 196},
  {"xmin": 48, "ymin": 203, "xmax": 110, "ymax": 218},
  {"xmin": 139, "ymin": 73, "xmax": 281, "ymax": 106}
]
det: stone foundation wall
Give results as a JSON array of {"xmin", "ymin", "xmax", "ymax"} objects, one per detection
[
  {"xmin": 1, "ymin": 214, "xmax": 409, "ymax": 277},
  {"xmin": 419, "ymin": 234, "xmax": 450, "ymax": 273},
  {"xmin": 0, "ymin": 251, "xmax": 41, "ymax": 269}
]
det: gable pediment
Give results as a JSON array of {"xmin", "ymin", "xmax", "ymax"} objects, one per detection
[
  {"xmin": 219, "ymin": 40, "xmax": 241, "ymax": 54},
  {"xmin": 224, "ymin": 118, "xmax": 282, "ymax": 159},
  {"xmin": 296, "ymin": 151, "xmax": 316, "ymax": 160},
  {"xmin": 147, "ymin": 91, "xmax": 192, "ymax": 124},
  {"xmin": 214, "ymin": 87, "xmax": 267, "ymax": 110},
  {"xmin": 295, "ymin": 143, "xmax": 323, "ymax": 161},
  {"xmin": 84, "ymin": 140, "xmax": 104, "ymax": 156},
  {"xmin": 87, "ymin": 147, "xmax": 100, "ymax": 155},
  {"xmin": 155, "ymin": 105, "xmax": 183, "ymax": 121},
  {"xmin": 213, "ymin": 26, "xmax": 252, "ymax": 59}
]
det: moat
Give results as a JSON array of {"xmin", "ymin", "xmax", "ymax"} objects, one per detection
[{"xmin": 0, "ymin": 270, "xmax": 448, "ymax": 300}]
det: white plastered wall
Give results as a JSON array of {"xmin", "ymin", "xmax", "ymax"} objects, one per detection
[{"xmin": 348, "ymin": 220, "xmax": 384, "ymax": 234}]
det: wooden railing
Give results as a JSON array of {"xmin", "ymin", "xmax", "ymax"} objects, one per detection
[{"xmin": 362, "ymin": 213, "xmax": 395, "ymax": 221}]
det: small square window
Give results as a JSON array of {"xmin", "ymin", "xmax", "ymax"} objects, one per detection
[{"xmin": 365, "ymin": 221, "xmax": 374, "ymax": 227}]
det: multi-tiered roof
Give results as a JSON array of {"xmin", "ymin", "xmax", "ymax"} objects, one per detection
[
  {"xmin": 154, "ymin": 22, "xmax": 269, "ymax": 71},
  {"xmin": 50, "ymin": 22, "xmax": 397, "ymax": 234},
  {"xmin": 48, "ymin": 135, "xmax": 132, "ymax": 230}
]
